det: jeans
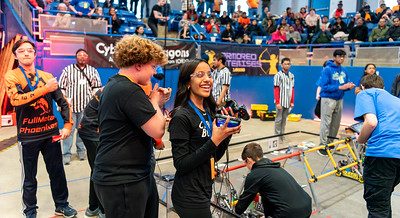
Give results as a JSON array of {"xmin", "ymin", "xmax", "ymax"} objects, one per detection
[
  {"xmin": 248, "ymin": 8, "xmax": 258, "ymax": 17},
  {"xmin": 205, "ymin": 1, "xmax": 213, "ymax": 14},
  {"xmin": 197, "ymin": 2, "xmax": 204, "ymax": 14},
  {"xmin": 62, "ymin": 112, "xmax": 86, "ymax": 159},
  {"xmin": 227, "ymin": 5, "xmax": 235, "ymax": 16}
]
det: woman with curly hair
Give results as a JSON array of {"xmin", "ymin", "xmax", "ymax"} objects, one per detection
[
  {"xmin": 169, "ymin": 59, "xmax": 241, "ymax": 217},
  {"xmin": 92, "ymin": 35, "xmax": 172, "ymax": 218}
]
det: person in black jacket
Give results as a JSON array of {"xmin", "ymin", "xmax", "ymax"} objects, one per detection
[
  {"xmin": 78, "ymin": 89, "xmax": 105, "ymax": 218},
  {"xmin": 235, "ymin": 143, "xmax": 312, "ymax": 218},
  {"xmin": 348, "ymin": 18, "xmax": 368, "ymax": 42},
  {"xmin": 169, "ymin": 59, "xmax": 241, "ymax": 218},
  {"xmin": 386, "ymin": 17, "xmax": 400, "ymax": 41}
]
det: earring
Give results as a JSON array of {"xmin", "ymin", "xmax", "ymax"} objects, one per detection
[{"xmin": 187, "ymin": 86, "xmax": 190, "ymax": 90}]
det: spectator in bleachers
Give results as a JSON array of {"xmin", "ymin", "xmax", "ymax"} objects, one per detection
[
  {"xmin": 246, "ymin": 19, "xmax": 262, "ymax": 38},
  {"xmin": 347, "ymin": 13, "xmax": 361, "ymax": 29},
  {"xmin": 348, "ymin": 18, "xmax": 368, "ymax": 42},
  {"xmin": 236, "ymin": 5, "xmax": 243, "ymax": 16},
  {"xmin": 381, "ymin": 10, "xmax": 394, "ymax": 26},
  {"xmin": 263, "ymin": 18, "xmax": 276, "ymax": 36},
  {"xmin": 369, "ymin": 18, "xmax": 389, "ymax": 42},
  {"xmin": 179, "ymin": 23, "xmax": 191, "ymax": 39},
  {"xmin": 103, "ymin": 0, "xmax": 112, "ymax": 8},
  {"xmin": 242, "ymin": 33, "xmax": 252, "ymax": 44},
  {"xmin": 277, "ymin": 12, "xmax": 293, "ymax": 27},
  {"xmin": 198, "ymin": 12, "xmax": 207, "ymax": 25},
  {"xmin": 286, "ymin": 25, "xmax": 301, "ymax": 44},
  {"xmin": 193, "ymin": 32, "xmax": 206, "ymax": 40},
  {"xmin": 221, "ymin": 23, "xmax": 235, "ymax": 42},
  {"xmin": 286, "ymin": 7, "xmax": 295, "ymax": 22},
  {"xmin": 196, "ymin": 0, "xmax": 204, "ymax": 14},
  {"xmin": 278, "ymin": 18, "xmax": 290, "ymax": 31},
  {"xmin": 269, "ymin": 26, "xmax": 287, "ymax": 44},
  {"xmin": 247, "ymin": 0, "xmax": 258, "ymax": 17},
  {"xmin": 62, "ymin": 0, "xmax": 72, "ymax": 10},
  {"xmin": 129, "ymin": 0, "xmax": 139, "ymax": 15},
  {"xmin": 69, "ymin": 0, "xmax": 95, "ymax": 17},
  {"xmin": 299, "ymin": 6, "xmax": 308, "ymax": 19},
  {"xmin": 108, "ymin": 7, "xmax": 122, "ymax": 34},
  {"xmin": 206, "ymin": 18, "xmax": 220, "ymax": 33},
  {"xmin": 92, "ymin": 6, "xmax": 105, "ymax": 20},
  {"xmin": 312, "ymin": 24, "xmax": 333, "ymax": 44},
  {"xmin": 213, "ymin": 0, "xmax": 222, "ymax": 15},
  {"xmin": 360, "ymin": 5, "xmax": 378, "ymax": 23},
  {"xmin": 179, "ymin": 13, "xmax": 191, "ymax": 29},
  {"xmin": 331, "ymin": 17, "xmax": 348, "ymax": 41},
  {"xmin": 134, "ymin": 25, "xmax": 146, "ymax": 37},
  {"xmin": 386, "ymin": 17, "xmax": 400, "ymax": 41},
  {"xmin": 141, "ymin": 0, "xmax": 150, "ymax": 18},
  {"xmin": 261, "ymin": 0, "xmax": 270, "ymax": 19},
  {"xmin": 209, "ymin": 11, "xmax": 219, "ymax": 23},
  {"xmin": 148, "ymin": 0, "xmax": 168, "ymax": 37},
  {"xmin": 52, "ymin": 3, "xmax": 71, "ymax": 28},
  {"xmin": 332, "ymin": 1, "xmax": 345, "ymax": 19},
  {"xmin": 292, "ymin": 18, "xmax": 304, "ymax": 33},
  {"xmin": 181, "ymin": 0, "xmax": 193, "ymax": 13},
  {"xmin": 376, "ymin": 3, "xmax": 388, "ymax": 19},
  {"xmin": 331, "ymin": 17, "xmax": 347, "ymax": 35},
  {"xmin": 320, "ymin": 16, "xmax": 331, "ymax": 30},
  {"xmin": 392, "ymin": 0, "xmax": 400, "ymax": 16},
  {"xmin": 238, "ymin": 12, "xmax": 250, "ymax": 27},
  {"xmin": 205, "ymin": 0, "xmax": 213, "ymax": 14},
  {"xmin": 305, "ymin": 8, "xmax": 320, "ymax": 41},
  {"xmin": 187, "ymin": 5, "xmax": 198, "ymax": 24},
  {"xmin": 227, "ymin": 0, "xmax": 235, "ymax": 17},
  {"xmin": 220, "ymin": 11, "xmax": 232, "ymax": 25}
]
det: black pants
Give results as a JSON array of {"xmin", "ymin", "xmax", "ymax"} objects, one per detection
[
  {"xmin": 173, "ymin": 203, "xmax": 212, "ymax": 218},
  {"xmin": 148, "ymin": 21, "xmax": 158, "ymax": 37},
  {"xmin": 94, "ymin": 176, "xmax": 159, "ymax": 218},
  {"xmin": 19, "ymin": 138, "xmax": 69, "ymax": 215},
  {"xmin": 363, "ymin": 156, "xmax": 400, "ymax": 218},
  {"xmin": 81, "ymin": 138, "xmax": 104, "ymax": 213}
]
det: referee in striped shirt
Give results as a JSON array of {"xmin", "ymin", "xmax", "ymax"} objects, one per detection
[
  {"xmin": 59, "ymin": 49, "xmax": 102, "ymax": 165},
  {"xmin": 212, "ymin": 53, "xmax": 232, "ymax": 108},
  {"xmin": 273, "ymin": 57, "xmax": 294, "ymax": 137}
]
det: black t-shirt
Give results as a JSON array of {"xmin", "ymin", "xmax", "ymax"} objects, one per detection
[
  {"xmin": 149, "ymin": 4, "xmax": 163, "ymax": 24},
  {"xmin": 78, "ymin": 89, "xmax": 102, "ymax": 141},
  {"xmin": 92, "ymin": 75, "xmax": 156, "ymax": 185},
  {"xmin": 169, "ymin": 105, "xmax": 230, "ymax": 208}
]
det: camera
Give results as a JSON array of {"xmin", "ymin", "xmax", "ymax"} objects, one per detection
[
  {"xmin": 216, "ymin": 114, "xmax": 241, "ymax": 128},
  {"xmin": 223, "ymin": 99, "xmax": 250, "ymax": 120}
]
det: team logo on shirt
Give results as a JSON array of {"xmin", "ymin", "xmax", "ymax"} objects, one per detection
[
  {"xmin": 30, "ymin": 98, "xmax": 50, "ymax": 115},
  {"xmin": 199, "ymin": 121, "xmax": 211, "ymax": 138}
]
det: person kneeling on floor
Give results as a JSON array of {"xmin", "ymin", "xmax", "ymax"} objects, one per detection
[{"xmin": 235, "ymin": 143, "xmax": 312, "ymax": 218}]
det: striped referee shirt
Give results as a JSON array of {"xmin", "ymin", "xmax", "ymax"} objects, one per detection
[
  {"xmin": 59, "ymin": 64, "xmax": 102, "ymax": 113},
  {"xmin": 212, "ymin": 66, "xmax": 231, "ymax": 103},
  {"xmin": 273, "ymin": 70, "xmax": 294, "ymax": 109}
]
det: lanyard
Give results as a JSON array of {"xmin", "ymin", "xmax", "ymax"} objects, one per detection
[
  {"xmin": 188, "ymin": 100, "xmax": 213, "ymax": 137},
  {"xmin": 19, "ymin": 66, "xmax": 39, "ymax": 91}
]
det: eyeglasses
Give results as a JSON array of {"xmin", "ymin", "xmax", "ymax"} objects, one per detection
[
  {"xmin": 190, "ymin": 71, "xmax": 212, "ymax": 79},
  {"xmin": 77, "ymin": 53, "xmax": 89, "ymax": 57},
  {"xmin": 16, "ymin": 48, "xmax": 35, "ymax": 54}
]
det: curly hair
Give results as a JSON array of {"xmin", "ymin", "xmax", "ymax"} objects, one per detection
[{"xmin": 113, "ymin": 35, "xmax": 168, "ymax": 68}]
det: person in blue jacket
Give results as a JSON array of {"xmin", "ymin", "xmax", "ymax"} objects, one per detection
[{"xmin": 318, "ymin": 49, "xmax": 355, "ymax": 156}]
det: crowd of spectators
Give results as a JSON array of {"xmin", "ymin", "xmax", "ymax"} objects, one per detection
[{"xmin": 26, "ymin": 0, "xmax": 400, "ymax": 44}]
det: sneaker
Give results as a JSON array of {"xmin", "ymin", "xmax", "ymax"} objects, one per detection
[
  {"xmin": 98, "ymin": 212, "xmax": 106, "ymax": 218},
  {"xmin": 25, "ymin": 212, "xmax": 37, "ymax": 218},
  {"xmin": 78, "ymin": 153, "xmax": 86, "ymax": 161},
  {"xmin": 85, "ymin": 207, "xmax": 100, "ymax": 217},
  {"xmin": 63, "ymin": 156, "xmax": 71, "ymax": 165},
  {"xmin": 317, "ymin": 149, "xmax": 328, "ymax": 156},
  {"xmin": 55, "ymin": 205, "xmax": 77, "ymax": 218}
]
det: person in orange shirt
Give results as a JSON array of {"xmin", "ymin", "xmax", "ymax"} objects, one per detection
[
  {"xmin": 5, "ymin": 38, "xmax": 77, "ymax": 218},
  {"xmin": 247, "ymin": 0, "xmax": 258, "ymax": 17},
  {"xmin": 238, "ymin": 12, "xmax": 250, "ymax": 27}
]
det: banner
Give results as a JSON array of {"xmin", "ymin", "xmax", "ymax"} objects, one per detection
[
  {"xmin": 201, "ymin": 43, "xmax": 279, "ymax": 76},
  {"xmin": 84, "ymin": 35, "xmax": 196, "ymax": 69}
]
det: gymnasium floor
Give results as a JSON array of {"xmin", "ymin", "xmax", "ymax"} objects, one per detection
[{"xmin": 0, "ymin": 118, "xmax": 399, "ymax": 218}]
